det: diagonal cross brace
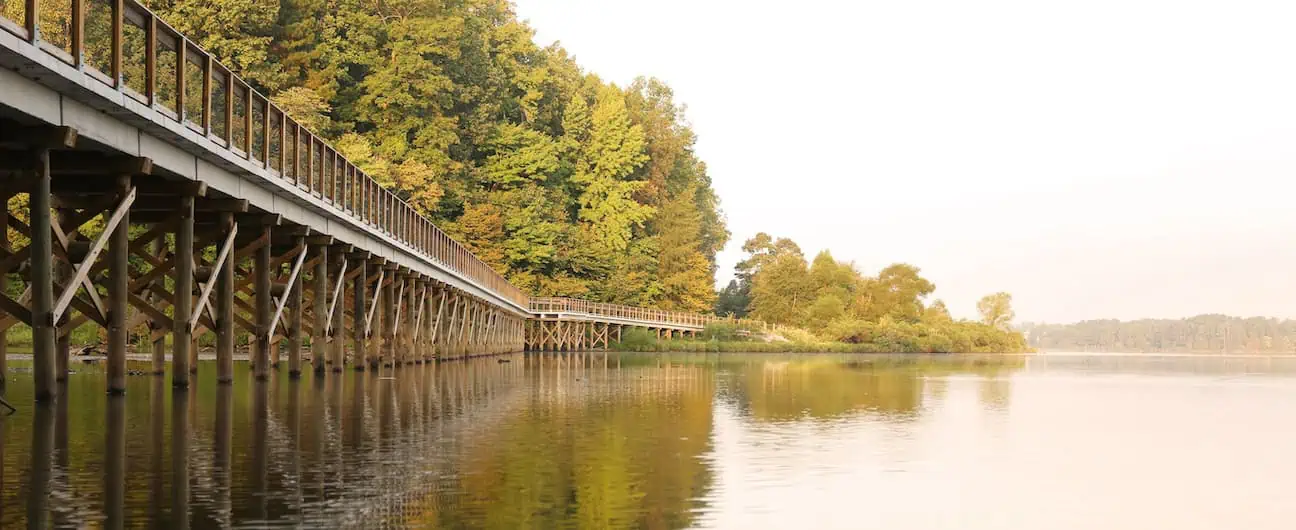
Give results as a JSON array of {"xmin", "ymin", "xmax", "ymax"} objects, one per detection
[
  {"xmin": 429, "ymin": 290, "xmax": 446, "ymax": 345},
  {"xmin": 325, "ymin": 258, "xmax": 347, "ymax": 335},
  {"xmin": 266, "ymin": 244, "xmax": 308, "ymax": 340},
  {"xmin": 52, "ymin": 187, "xmax": 136, "ymax": 324},
  {"xmin": 188, "ymin": 224, "xmax": 238, "ymax": 332},
  {"xmin": 392, "ymin": 278, "xmax": 405, "ymax": 336},
  {"xmin": 364, "ymin": 268, "xmax": 384, "ymax": 337},
  {"xmin": 413, "ymin": 284, "xmax": 428, "ymax": 341}
]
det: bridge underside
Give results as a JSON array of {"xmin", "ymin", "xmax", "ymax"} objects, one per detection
[{"xmin": 524, "ymin": 316, "xmax": 699, "ymax": 352}]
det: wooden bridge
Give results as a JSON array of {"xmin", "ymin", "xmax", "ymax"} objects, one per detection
[{"xmin": 0, "ymin": 0, "xmax": 752, "ymax": 403}]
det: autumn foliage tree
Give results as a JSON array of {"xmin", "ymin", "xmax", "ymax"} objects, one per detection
[
  {"xmin": 130, "ymin": 0, "xmax": 728, "ymax": 311},
  {"xmin": 725, "ymin": 233, "xmax": 1028, "ymax": 352}
]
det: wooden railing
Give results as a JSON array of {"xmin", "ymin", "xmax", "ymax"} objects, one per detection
[
  {"xmin": 0, "ymin": 0, "xmax": 528, "ymax": 308},
  {"xmin": 529, "ymin": 297, "xmax": 765, "ymax": 330}
]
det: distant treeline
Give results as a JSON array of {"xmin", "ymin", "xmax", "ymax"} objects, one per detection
[{"xmin": 1023, "ymin": 315, "xmax": 1296, "ymax": 353}]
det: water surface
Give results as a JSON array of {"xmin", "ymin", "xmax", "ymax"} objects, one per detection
[{"xmin": 1, "ymin": 353, "xmax": 1293, "ymax": 528}]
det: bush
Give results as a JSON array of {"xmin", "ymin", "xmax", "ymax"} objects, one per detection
[
  {"xmin": 701, "ymin": 322, "xmax": 744, "ymax": 342},
  {"xmin": 612, "ymin": 327, "xmax": 659, "ymax": 352}
]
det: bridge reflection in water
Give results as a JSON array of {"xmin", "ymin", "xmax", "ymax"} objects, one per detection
[
  {"xmin": 0, "ymin": 354, "xmax": 723, "ymax": 528},
  {"xmin": 0, "ymin": 353, "xmax": 1027, "ymax": 528}
]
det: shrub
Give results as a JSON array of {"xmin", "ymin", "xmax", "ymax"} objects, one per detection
[{"xmin": 613, "ymin": 327, "xmax": 659, "ymax": 352}]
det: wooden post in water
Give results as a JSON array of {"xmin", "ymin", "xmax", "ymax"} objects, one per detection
[
  {"xmin": 106, "ymin": 175, "xmax": 130, "ymax": 394},
  {"xmin": 53, "ymin": 207, "xmax": 72, "ymax": 383},
  {"xmin": 216, "ymin": 212, "xmax": 235, "ymax": 384},
  {"xmin": 150, "ymin": 235, "xmax": 166, "ymax": 375},
  {"xmin": 310, "ymin": 242, "xmax": 327, "ymax": 374},
  {"xmin": 172, "ymin": 195, "xmax": 194, "ymax": 387},
  {"xmin": 351, "ymin": 257, "xmax": 366, "ymax": 371},
  {"xmin": 287, "ymin": 236, "xmax": 305, "ymax": 378},
  {"xmin": 253, "ymin": 225, "xmax": 272, "ymax": 380},
  {"xmin": 329, "ymin": 251, "xmax": 346, "ymax": 372},
  {"xmin": 0, "ymin": 189, "xmax": 10, "ymax": 393},
  {"xmin": 31, "ymin": 148, "xmax": 57, "ymax": 402},
  {"xmin": 383, "ymin": 265, "xmax": 396, "ymax": 367}
]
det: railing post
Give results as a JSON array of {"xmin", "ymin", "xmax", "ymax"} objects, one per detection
[
  {"xmin": 144, "ymin": 15, "xmax": 155, "ymax": 104},
  {"xmin": 112, "ymin": 0, "xmax": 124, "ymax": 86},
  {"xmin": 71, "ymin": 0, "xmax": 84, "ymax": 67},
  {"xmin": 25, "ymin": 0, "xmax": 37, "ymax": 41},
  {"xmin": 176, "ymin": 40, "xmax": 186, "ymax": 122}
]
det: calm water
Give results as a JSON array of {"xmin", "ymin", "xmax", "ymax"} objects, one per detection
[{"xmin": 2, "ymin": 352, "xmax": 1295, "ymax": 529}]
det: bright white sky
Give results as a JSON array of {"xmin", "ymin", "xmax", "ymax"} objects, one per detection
[{"xmin": 513, "ymin": 0, "xmax": 1296, "ymax": 324}]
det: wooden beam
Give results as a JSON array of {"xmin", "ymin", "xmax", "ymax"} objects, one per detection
[
  {"xmin": 277, "ymin": 225, "xmax": 311, "ymax": 237},
  {"xmin": 52, "ymin": 176, "xmax": 203, "ymax": 196},
  {"xmin": 0, "ymin": 125, "xmax": 77, "ymax": 149},
  {"xmin": 130, "ymin": 197, "xmax": 248, "ymax": 212}
]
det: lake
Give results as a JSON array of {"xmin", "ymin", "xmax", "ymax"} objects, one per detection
[{"xmin": 1, "ymin": 352, "xmax": 1294, "ymax": 528}]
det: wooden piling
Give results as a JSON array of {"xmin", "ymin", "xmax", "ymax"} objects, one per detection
[
  {"xmin": 352, "ymin": 258, "xmax": 366, "ymax": 371},
  {"xmin": 329, "ymin": 252, "xmax": 345, "ymax": 372},
  {"xmin": 106, "ymin": 175, "xmax": 130, "ymax": 394},
  {"xmin": 287, "ymin": 237, "xmax": 305, "ymax": 378},
  {"xmin": 54, "ymin": 207, "xmax": 72, "ymax": 383},
  {"xmin": 383, "ymin": 267, "xmax": 395, "ymax": 367},
  {"xmin": 216, "ymin": 212, "xmax": 235, "ymax": 384},
  {"xmin": 150, "ymin": 236, "xmax": 166, "ymax": 375},
  {"xmin": 311, "ymin": 244, "xmax": 327, "ymax": 374},
  {"xmin": 0, "ymin": 190, "xmax": 10, "ymax": 392},
  {"xmin": 172, "ymin": 195, "xmax": 194, "ymax": 387},
  {"xmin": 253, "ymin": 226, "xmax": 271, "ymax": 380},
  {"xmin": 31, "ymin": 148, "xmax": 57, "ymax": 402}
]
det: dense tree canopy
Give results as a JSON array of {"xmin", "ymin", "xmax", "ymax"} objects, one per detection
[
  {"xmin": 718, "ymin": 233, "xmax": 1028, "ymax": 353},
  {"xmin": 138, "ymin": 0, "xmax": 727, "ymax": 310}
]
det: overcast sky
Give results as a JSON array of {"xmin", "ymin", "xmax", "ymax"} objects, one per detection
[{"xmin": 513, "ymin": 0, "xmax": 1296, "ymax": 323}]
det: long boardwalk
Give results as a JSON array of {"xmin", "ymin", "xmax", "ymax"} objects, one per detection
[{"xmin": 0, "ymin": 1, "xmax": 755, "ymax": 403}]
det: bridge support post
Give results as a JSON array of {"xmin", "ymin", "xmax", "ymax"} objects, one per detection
[
  {"xmin": 406, "ymin": 275, "xmax": 418, "ymax": 363},
  {"xmin": 216, "ymin": 212, "xmax": 235, "ymax": 384},
  {"xmin": 382, "ymin": 265, "xmax": 396, "ymax": 367},
  {"xmin": 396, "ymin": 272, "xmax": 409, "ymax": 364},
  {"xmin": 253, "ymin": 225, "xmax": 272, "ymax": 381},
  {"xmin": 287, "ymin": 236, "xmax": 306, "ymax": 379},
  {"xmin": 53, "ymin": 207, "xmax": 72, "ymax": 383},
  {"xmin": 429, "ymin": 285, "xmax": 446, "ymax": 360},
  {"xmin": 0, "ymin": 189, "xmax": 8, "ymax": 392},
  {"xmin": 171, "ymin": 195, "xmax": 194, "ymax": 388},
  {"xmin": 106, "ymin": 175, "xmax": 131, "ymax": 394},
  {"xmin": 351, "ymin": 257, "xmax": 366, "ymax": 371},
  {"xmin": 31, "ymin": 148, "xmax": 57, "ymax": 402},
  {"xmin": 149, "ymin": 236, "xmax": 166, "ymax": 375},
  {"xmin": 329, "ymin": 250, "xmax": 346, "ymax": 373},
  {"xmin": 310, "ymin": 243, "xmax": 327, "ymax": 376}
]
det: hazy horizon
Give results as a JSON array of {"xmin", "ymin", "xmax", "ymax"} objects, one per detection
[{"xmin": 514, "ymin": 0, "xmax": 1296, "ymax": 324}]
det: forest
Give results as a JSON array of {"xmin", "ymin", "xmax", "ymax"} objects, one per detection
[
  {"xmin": 125, "ymin": 0, "xmax": 729, "ymax": 313},
  {"xmin": 1024, "ymin": 315, "xmax": 1296, "ymax": 353},
  {"xmin": 712, "ymin": 233, "xmax": 1028, "ymax": 353}
]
